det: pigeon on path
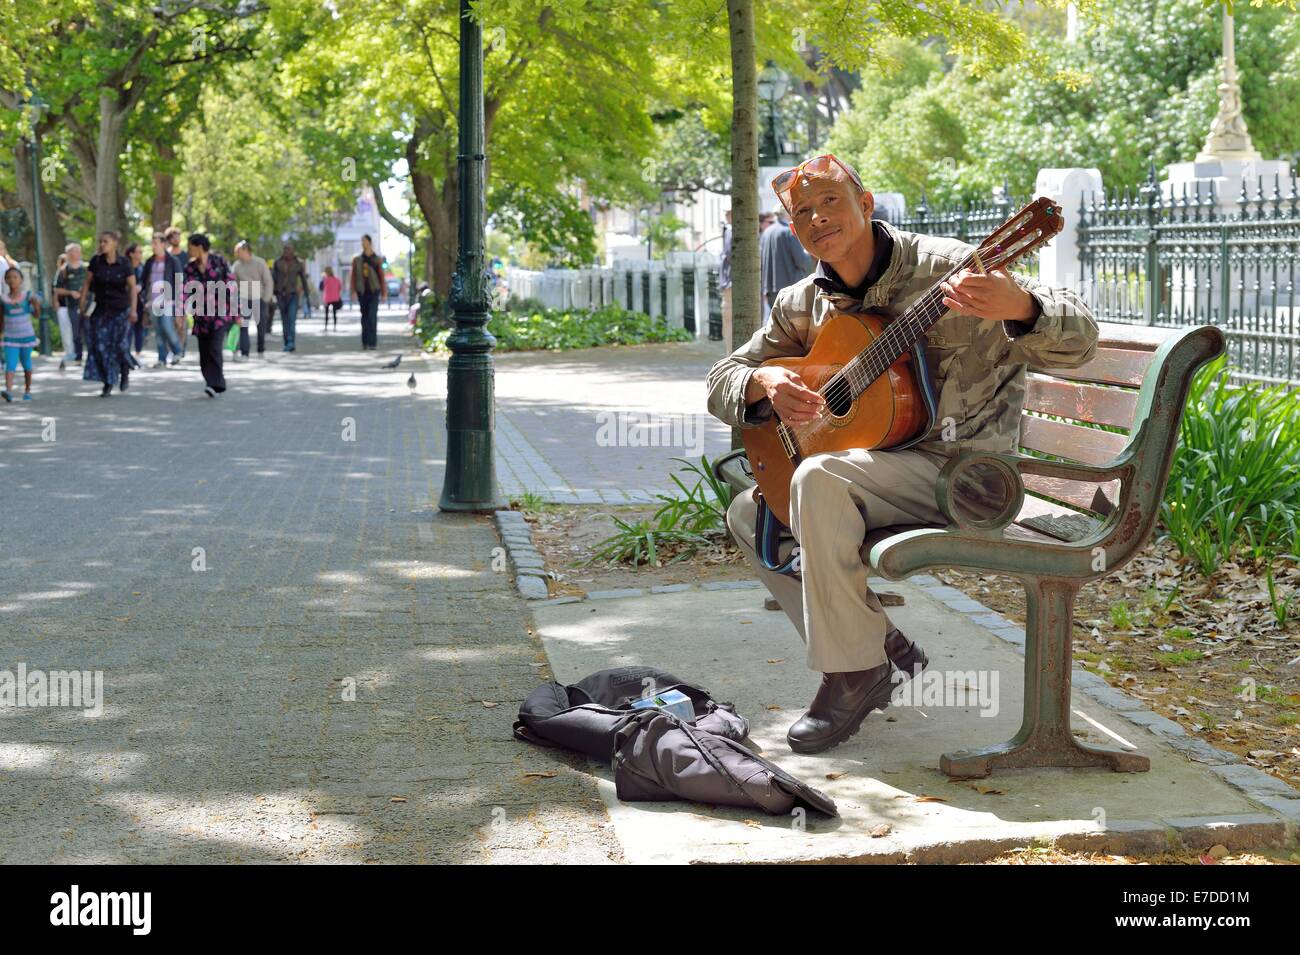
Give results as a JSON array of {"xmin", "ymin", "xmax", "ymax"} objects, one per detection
[
  {"xmin": 407, "ymin": 372, "xmax": 417, "ymax": 391},
  {"xmin": 383, "ymin": 354, "xmax": 402, "ymax": 369}
]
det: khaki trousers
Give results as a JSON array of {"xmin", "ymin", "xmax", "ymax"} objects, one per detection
[{"xmin": 725, "ymin": 447, "xmax": 950, "ymax": 673}]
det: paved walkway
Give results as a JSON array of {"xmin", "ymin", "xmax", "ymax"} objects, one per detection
[
  {"xmin": 486, "ymin": 339, "xmax": 734, "ymax": 503},
  {"xmin": 0, "ymin": 306, "xmax": 618, "ymax": 863}
]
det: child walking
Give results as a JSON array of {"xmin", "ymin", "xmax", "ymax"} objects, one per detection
[{"xmin": 1, "ymin": 266, "xmax": 40, "ymax": 402}]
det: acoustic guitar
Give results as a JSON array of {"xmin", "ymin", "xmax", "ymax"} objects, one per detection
[{"xmin": 742, "ymin": 197, "xmax": 1065, "ymax": 527}]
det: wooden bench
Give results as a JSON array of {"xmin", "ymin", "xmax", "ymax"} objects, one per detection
[{"xmin": 712, "ymin": 321, "xmax": 1225, "ymax": 778}]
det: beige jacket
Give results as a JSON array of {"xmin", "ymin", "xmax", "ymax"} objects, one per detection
[{"xmin": 705, "ymin": 219, "xmax": 1098, "ymax": 457}]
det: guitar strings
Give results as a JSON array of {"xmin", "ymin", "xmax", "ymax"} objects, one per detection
[
  {"xmin": 814, "ymin": 224, "xmax": 1040, "ymax": 414},
  {"xmin": 814, "ymin": 254, "xmax": 969, "ymax": 412},
  {"xmin": 773, "ymin": 209, "xmax": 1051, "ymax": 454}
]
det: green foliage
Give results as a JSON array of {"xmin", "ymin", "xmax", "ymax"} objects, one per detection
[
  {"xmin": 586, "ymin": 516, "xmax": 711, "ymax": 569},
  {"xmin": 420, "ymin": 304, "xmax": 691, "ymax": 352},
  {"xmin": 640, "ymin": 211, "xmax": 689, "ymax": 259},
  {"xmin": 171, "ymin": 63, "xmax": 352, "ymax": 253},
  {"xmin": 826, "ymin": 1, "xmax": 1300, "ymax": 206},
  {"xmin": 489, "ymin": 182, "xmax": 598, "ymax": 267},
  {"xmin": 1161, "ymin": 357, "xmax": 1300, "ymax": 575},
  {"xmin": 412, "ymin": 287, "xmax": 450, "ymax": 342},
  {"xmin": 1109, "ymin": 600, "xmax": 1133, "ymax": 630},
  {"xmin": 651, "ymin": 455, "xmax": 734, "ymax": 536},
  {"xmin": 589, "ymin": 455, "xmax": 733, "ymax": 568},
  {"xmin": 1265, "ymin": 563, "xmax": 1300, "ymax": 628}
]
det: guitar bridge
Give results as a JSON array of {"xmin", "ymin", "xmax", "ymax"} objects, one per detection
[{"xmin": 776, "ymin": 421, "xmax": 802, "ymax": 462}]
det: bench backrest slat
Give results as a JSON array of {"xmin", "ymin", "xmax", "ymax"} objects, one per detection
[
  {"xmin": 1024, "ymin": 375, "xmax": 1140, "ymax": 429},
  {"xmin": 1039, "ymin": 347, "xmax": 1151, "ymax": 387},
  {"xmin": 1018, "ymin": 415, "xmax": 1131, "ymax": 467}
]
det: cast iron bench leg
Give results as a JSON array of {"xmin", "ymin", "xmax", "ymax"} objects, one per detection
[{"xmin": 940, "ymin": 577, "xmax": 1151, "ymax": 778}]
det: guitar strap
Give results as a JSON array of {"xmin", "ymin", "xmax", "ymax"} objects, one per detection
[{"xmin": 751, "ymin": 338, "xmax": 940, "ymax": 578}]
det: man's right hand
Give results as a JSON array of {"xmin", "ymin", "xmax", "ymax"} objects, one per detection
[{"xmin": 749, "ymin": 366, "xmax": 825, "ymax": 424}]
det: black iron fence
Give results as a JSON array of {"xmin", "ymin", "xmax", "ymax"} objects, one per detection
[
  {"xmin": 892, "ymin": 186, "xmax": 1040, "ymax": 278},
  {"xmin": 1076, "ymin": 162, "xmax": 1300, "ymax": 388}
]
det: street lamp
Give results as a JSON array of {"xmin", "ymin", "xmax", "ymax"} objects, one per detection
[
  {"xmin": 756, "ymin": 61, "xmax": 788, "ymax": 166},
  {"xmin": 438, "ymin": 0, "xmax": 502, "ymax": 512},
  {"xmin": 27, "ymin": 88, "xmax": 51, "ymax": 356}
]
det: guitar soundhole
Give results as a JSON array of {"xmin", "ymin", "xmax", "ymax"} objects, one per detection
[{"xmin": 826, "ymin": 386, "xmax": 853, "ymax": 417}]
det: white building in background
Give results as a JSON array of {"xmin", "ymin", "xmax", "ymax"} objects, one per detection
[{"xmin": 308, "ymin": 186, "xmax": 384, "ymax": 303}]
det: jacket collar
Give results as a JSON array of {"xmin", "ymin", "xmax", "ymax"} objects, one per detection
[{"xmin": 811, "ymin": 218, "xmax": 907, "ymax": 310}]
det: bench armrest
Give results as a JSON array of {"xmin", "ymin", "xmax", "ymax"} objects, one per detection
[{"xmin": 872, "ymin": 448, "xmax": 1139, "ymax": 582}]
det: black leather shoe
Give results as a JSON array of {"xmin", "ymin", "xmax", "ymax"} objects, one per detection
[
  {"xmin": 885, "ymin": 627, "xmax": 929, "ymax": 682},
  {"xmin": 787, "ymin": 660, "xmax": 896, "ymax": 754}
]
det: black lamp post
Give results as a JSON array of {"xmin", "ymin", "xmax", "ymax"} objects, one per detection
[
  {"xmin": 27, "ymin": 89, "xmax": 51, "ymax": 356},
  {"xmin": 756, "ymin": 62, "xmax": 788, "ymax": 166},
  {"xmin": 438, "ymin": 0, "xmax": 502, "ymax": 512}
]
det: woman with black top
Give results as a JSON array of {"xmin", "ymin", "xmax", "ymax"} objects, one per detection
[{"xmin": 79, "ymin": 230, "xmax": 138, "ymax": 397}]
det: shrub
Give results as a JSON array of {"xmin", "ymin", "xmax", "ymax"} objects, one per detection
[
  {"xmin": 420, "ymin": 303, "xmax": 691, "ymax": 353},
  {"xmin": 1160, "ymin": 357, "xmax": 1300, "ymax": 574}
]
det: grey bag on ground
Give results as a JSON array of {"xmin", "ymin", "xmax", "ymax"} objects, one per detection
[{"xmin": 514, "ymin": 665, "xmax": 838, "ymax": 817}]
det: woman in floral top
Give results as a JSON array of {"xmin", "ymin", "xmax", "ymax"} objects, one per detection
[{"xmin": 182, "ymin": 232, "xmax": 237, "ymax": 397}]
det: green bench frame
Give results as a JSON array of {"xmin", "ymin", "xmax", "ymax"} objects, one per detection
[{"xmin": 713, "ymin": 322, "xmax": 1225, "ymax": 778}]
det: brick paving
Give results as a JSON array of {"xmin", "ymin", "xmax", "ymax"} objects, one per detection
[
  {"xmin": 483, "ymin": 339, "xmax": 735, "ymax": 504},
  {"xmin": 0, "ymin": 306, "xmax": 618, "ymax": 863}
]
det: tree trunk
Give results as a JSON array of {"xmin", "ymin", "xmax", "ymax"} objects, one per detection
[
  {"xmin": 151, "ymin": 141, "xmax": 176, "ymax": 230},
  {"xmin": 14, "ymin": 139, "xmax": 68, "ymax": 297},
  {"xmin": 727, "ymin": 0, "xmax": 760, "ymax": 450},
  {"xmin": 411, "ymin": 165, "xmax": 458, "ymax": 298},
  {"xmin": 95, "ymin": 91, "xmax": 130, "ymax": 236}
]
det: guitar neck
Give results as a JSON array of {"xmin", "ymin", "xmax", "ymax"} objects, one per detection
[
  {"xmin": 819, "ymin": 197, "xmax": 1061, "ymax": 404},
  {"xmin": 840, "ymin": 263, "xmax": 966, "ymax": 397}
]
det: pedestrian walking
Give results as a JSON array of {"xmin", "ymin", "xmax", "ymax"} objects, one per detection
[
  {"xmin": 52, "ymin": 252, "xmax": 75, "ymax": 367},
  {"xmin": 142, "ymin": 233, "xmax": 184, "ymax": 367},
  {"xmin": 53, "ymin": 242, "xmax": 88, "ymax": 361},
  {"xmin": 0, "ymin": 240, "xmax": 20, "ymax": 276},
  {"xmin": 351, "ymin": 234, "xmax": 383, "ymax": 350},
  {"xmin": 182, "ymin": 233, "xmax": 236, "ymax": 397},
  {"xmin": 79, "ymin": 230, "xmax": 137, "ymax": 397},
  {"xmin": 1, "ymin": 266, "xmax": 40, "ymax": 402},
  {"xmin": 272, "ymin": 242, "xmax": 309, "ymax": 353},
  {"xmin": 320, "ymin": 266, "xmax": 342, "ymax": 330},
  {"xmin": 125, "ymin": 242, "xmax": 146, "ymax": 364},
  {"xmin": 232, "ymin": 240, "xmax": 274, "ymax": 357},
  {"xmin": 720, "ymin": 209, "xmax": 733, "ymax": 352},
  {"xmin": 164, "ymin": 227, "xmax": 190, "ymax": 357}
]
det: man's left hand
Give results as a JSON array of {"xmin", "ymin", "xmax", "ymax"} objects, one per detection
[{"xmin": 940, "ymin": 267, "xmax": 1037, "ymax": 323}]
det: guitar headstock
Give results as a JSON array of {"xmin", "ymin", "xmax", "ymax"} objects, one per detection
[{"xmin": 972, "ymin": 197, "xmax": 1063, "ymax": 273}]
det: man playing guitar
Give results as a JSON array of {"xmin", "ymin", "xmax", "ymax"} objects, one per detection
[{"xmin": 706, "ymin": 154, "xmax": 1098, "ymax": 754}]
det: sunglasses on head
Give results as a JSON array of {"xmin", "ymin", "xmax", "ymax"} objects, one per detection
[{"xmin": 771, "ymin": 154, "xmax": 865, "ymax": 215}]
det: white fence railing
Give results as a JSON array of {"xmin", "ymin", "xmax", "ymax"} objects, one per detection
[{"xmin": 506, "ymin": 252, "xmax": 724, "ymax": 340}]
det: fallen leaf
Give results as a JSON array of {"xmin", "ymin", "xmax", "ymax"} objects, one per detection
[
  {"xmin": 743, "ymin": 819, "xmax": 762, "ymax": 829},
  {"xmin": 916, "ymin": 794, "xmax": 949, "ymax": 803},
  {"xmin": 868, "ymin": 823, "xmax": 891, "ymax": 837},
  {"xmin": 825, "ymin": 772, "xmax": 847, "ymax": 780},
  {"xmin": 389, "ymin": 796, "xmax": 407, "ymax": 803},
  {"xmin": 481, "ymin": 701, "xmax": 499, "ymax": 708},
  {"xmin": 766, "ymin": 658, "xmax": 784, "ymax": 664},
  {"xmin": 522, "ymin": 772, "xmax": 557, "ymax": 779}
]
